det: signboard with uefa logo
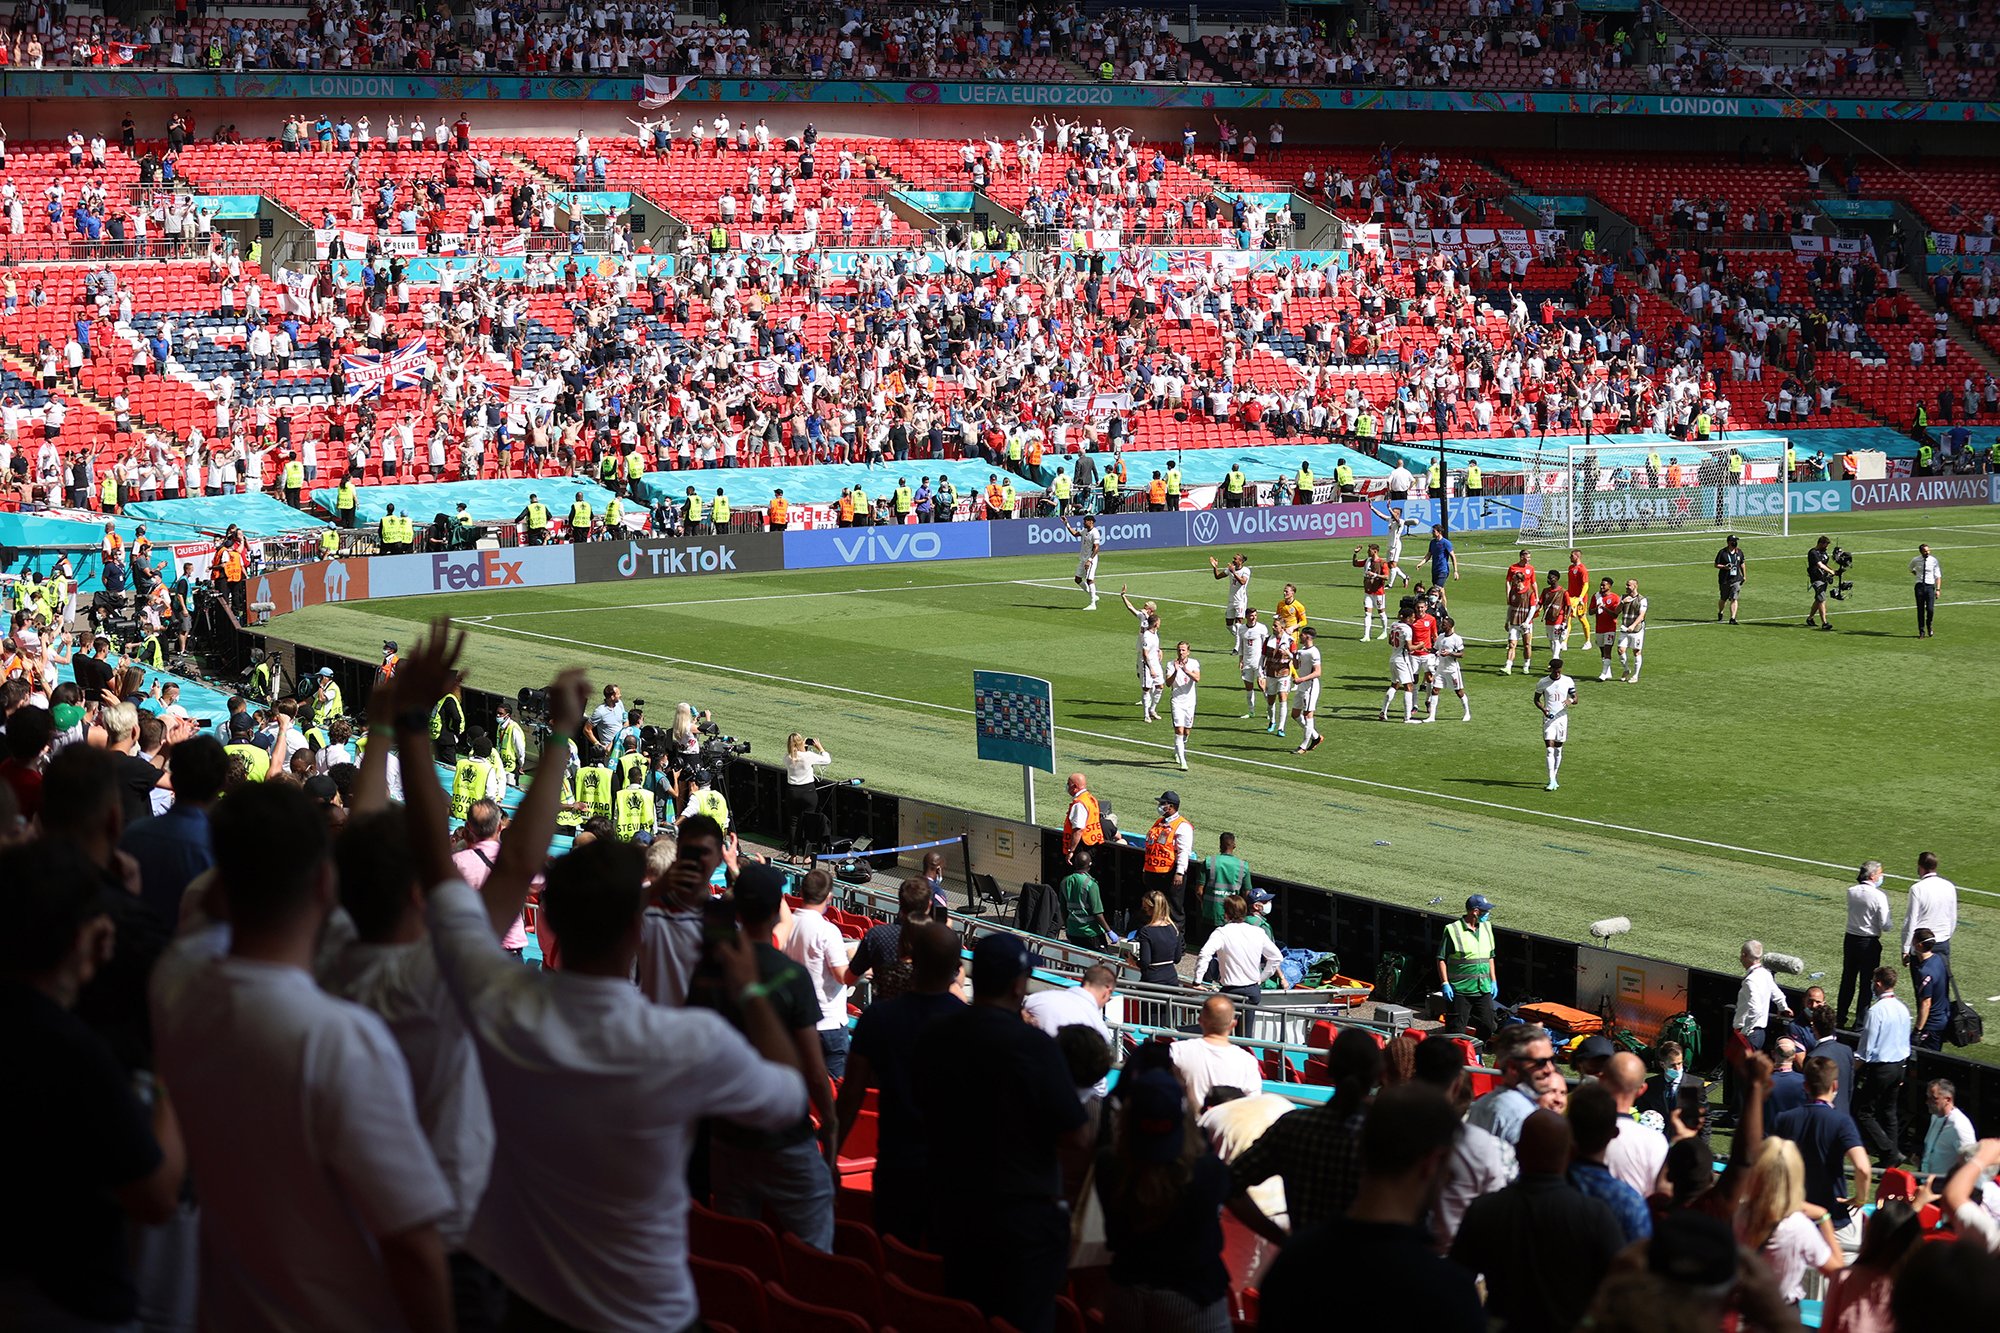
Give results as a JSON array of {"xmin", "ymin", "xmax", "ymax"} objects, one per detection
[{"xmin": 973, "ymin": 670, "xmax": 1055, "ymax": 821}]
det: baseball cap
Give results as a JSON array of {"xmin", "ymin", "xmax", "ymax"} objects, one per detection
[
  {"xmin": 228, "ymin": 712, "xmax": 255, "ymax": 736},
  {"xmin": 971, "ymin": 933, "xmax": 1033, "ymax": 993},
  {"xmin": 1121, "ymin": 1070, "xmax": 1189, "ymax": 1165},
  {"xmin": 1466, "ymin": 894, "xmax": 1495, "ymax": 913},
  {"xmin": 1156, "ymin": 790, "xmax": 1181, "ymax": 808},
  {"xmin": 317, "ymin": 667, "xmax": 333, "ymax": 677},
  {"xmin": 1575, "ymin": 1034, "xmax": 1618, "ymax": 1061},
  {"xmin": 382, "ymin": 640, "xmax": 398, "ymax": 652},
  {"xmin": 1244, "ymin": 887, "xmax": 1275, "ymax": 905},
  {"xmin": 731, "ymin": 863, "xmax": 788, "ymax": 923},
  {"xmin": 51, "ymin": 702, "xmax": 85, "ymax": 732},
  {"xmin": 302, "ymin": 775, "xmax": 339, "ymax": 805}
]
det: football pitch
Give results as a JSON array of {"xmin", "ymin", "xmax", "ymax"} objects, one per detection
[{"xmin": 281, "ymin": 507, "xmax": 2000, "ymax": 1059}]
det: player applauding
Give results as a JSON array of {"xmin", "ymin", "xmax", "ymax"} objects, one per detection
[
  {"xmin": 1165, "ymin": 641, "xmax": 1201, "ymax": 771},
  {"xmin": 1352, "ymin": 543, "xmax": 1390, "ymax": 640},
  {"xmin": 1260, "ymin": 623, "xmax": 1295, "ymax": 739},
  {"xmin": 1236, "ymin": 607, "xmax": 1270, "ymax": 719},
  {"xmin": 1064, "ymin": 513, "xmax": 1102, "ymax": 610},
  {"xmin": 1121, "ymin": 586, "xmax": 1164, "ymax": 722},
  {"xmin": 1616, "ymin": 578, "xmax": 1649, "ymax": 683}
]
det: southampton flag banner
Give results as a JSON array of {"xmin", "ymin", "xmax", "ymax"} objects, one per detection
[
  {"xmin": 341, "ymin": 338, "xmax": 430, "ymax": 400},
  {"xmin": 639, "ymin": 74, "xmax": 698, "ymax": 107}
]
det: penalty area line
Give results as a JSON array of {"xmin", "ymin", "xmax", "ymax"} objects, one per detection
[{"xmin": 457, "ymin": 616, "xmax": 1999, "ymax": 901}]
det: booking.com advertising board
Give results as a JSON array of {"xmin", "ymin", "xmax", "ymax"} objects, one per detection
[{"xmin": 989, "ymin": 503, "xmax": 1372, "ymax": 557}]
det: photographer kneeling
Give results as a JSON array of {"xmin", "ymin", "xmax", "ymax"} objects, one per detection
[{"xmin": 784, "ymin": 733, "xmax": 833, "ymax": 858}]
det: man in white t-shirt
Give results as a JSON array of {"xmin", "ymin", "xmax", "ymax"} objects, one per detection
[
  {"xmin": 1065, "ymin": 513, "xmax": 1104, "ymax": 609},
  {"xmin": 152, "ymin": 784, "xmax": 455, "ymax": 1332},
  {"xmin": 1237, "ymin": 607, "xmax": 1271, "ymax": 719},
  {"xmin": 1379, "ymin": 604, "xmax": 1419, "ymax": 723},
  {"xmin": 1165, "ymin": 640, "xmax": 1202, "ymax": 771},
  {"xmin": 783, "ymin": 867, "xmax": 857, "ymax": 1079},
  {"xmin": 1942, "ymin": 1139, "xmax": 2000, "ymax": 1251},
  {"xmin": 1427, "ymin": 614, "xmax": 1471, "ymax": 722},
  {"xmin": 1602, "ymin": 1053, "xmax": 1669, "ymax": 1197},
  {"xmin": 1211, "ymin": 552, "xmax": 1251, "ymax": 652},
  {"xmin": 1024, "ymin": 964, "xmax": 1116, "ymax": 1099},
  {"xmin": 1616, "ymin": 578, "xmax": 1648, "ymax": 683},
  {"xmin": 1170, "ymin": 994, "xmax": 1263, "ymax": 1111},
  {"xmin": 1290, "ymin": 626, "xmax": 1324, "ymax": 754},
  {"xmin": 1533, "ymin": 658, "xmax": 1578, "ymax": 791}
]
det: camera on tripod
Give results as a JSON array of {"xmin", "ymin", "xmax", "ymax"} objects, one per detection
[{"xmin": 1828, "ymin": 545, "xmax": 1855, "ymax": 601}]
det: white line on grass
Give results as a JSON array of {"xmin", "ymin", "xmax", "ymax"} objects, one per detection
[{"xmin": 458, "ymin": 615, "xmax": 1999, "ymax": 900}]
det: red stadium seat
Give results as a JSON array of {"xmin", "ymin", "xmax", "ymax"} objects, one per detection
[
  {"xmin": 779, "ymin": 1232, "xmax": 884, "ymax": 1326},
  {"xmin": 882, "ymin": 1273, "xmax": 990, "ymax": 1333},
  {"xmin": 689, "ymin": 1258, "xmax": 770, "ymax": 1333},
  {"xmin": 881, "ymin": 1235, "xmax": 948, "ymax": 1295},
  {"xmin": 765, "ymin": 1283, "xmax": 874, "ymax": 1333},
  {"xmin": 690, "ymin": 1203, "xmax": 782, "ymax": 1274}
]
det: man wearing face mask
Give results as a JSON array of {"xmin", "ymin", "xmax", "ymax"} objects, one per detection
[
  {"xmin": 920, "ymin": 848, "xmax": 949, "ymax": 916},
  {"xmin": 1142, "ymin": 791, "xmax": 1195, "ymax": 930},
  {"xmin": 1438, "ymin": 894, "xmax": 1499, "ymax": 1039}
]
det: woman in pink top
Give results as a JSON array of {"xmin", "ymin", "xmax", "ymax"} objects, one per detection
[{"xmin": 1820, "ymin": 1201, "xmax": 1924, "ymax": 1333}]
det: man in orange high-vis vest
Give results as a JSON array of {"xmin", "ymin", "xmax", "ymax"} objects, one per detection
[
  {"xmin": 1062, "ymin": 773, "xmax": 1104, "ymax": 859},
  {"xmin": 1148, "ymin": 473, "xmax": 1168, "ymax": 511},
  {"xmin": 984, "ymin": 475, "xmax": 1007, "ymax": 521},
  {"xmin": 1143, "ymin": 790, "xmax": 1194, "ymax": 931},
  {"xmin": 768, "ymin": 490, "xmax": 789, "ymax": 530}
]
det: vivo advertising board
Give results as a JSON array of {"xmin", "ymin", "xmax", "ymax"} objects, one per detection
[
  {"xmin": 782, "ymin": 522, "xmax": 992, "ymax": 569},
  {"xmin": 367, "ymin": 546, "xmax": 577, "ymax": 598},
  {"xmin": 573, "ymin": 534, "xmax": 785, "ymax": 582}
]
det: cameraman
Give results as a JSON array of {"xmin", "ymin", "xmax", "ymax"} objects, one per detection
[
  {"xmin": 783, "ymin": 732, "xmax": 832, "ymax": 857},
  {"xmin": 1805, "ymin": 536, "xmax": 1836, "ymax": 631}
]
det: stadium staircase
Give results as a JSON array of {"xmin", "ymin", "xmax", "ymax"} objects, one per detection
[{"xmin": 1904, "ymin": 279, "xmax": 2000, "ymax": 382}]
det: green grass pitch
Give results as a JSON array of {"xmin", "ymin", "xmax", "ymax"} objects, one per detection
[{"xmin": 281, "ymin": 507, "xmax": 2000, "ymax": 1059}]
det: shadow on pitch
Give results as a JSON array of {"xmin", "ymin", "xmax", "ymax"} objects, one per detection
[{"xmin": 1444, "ymin": 776, "xmax": 1557, "ymax": 790}]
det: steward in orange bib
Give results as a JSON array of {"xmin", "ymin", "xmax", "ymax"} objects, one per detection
[
  {"xmin": 1062, "ymin": 773, "xmax": 1105, "ymax": 858},
  {"xmin": 1142, "ymin": 789, "xmax": 1193, "ymax": 928},
  {"xmin": 768, "ymin": 491, "xmax": 790, "ymax": 530}
]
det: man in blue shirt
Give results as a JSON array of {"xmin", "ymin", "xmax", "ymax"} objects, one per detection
[
  {"xmin": 1854, "ymin": 966, "xmax": 1912, "ymax": 1168},
  {"xmin": 119, "ymin": 736, "xmax": 227, "ymax": 925},
  {"xmin": 1762, "ymin": 1038, "xmax": 1810, "ymax": 1134},
  {"xmin": 1567, "ymin": 1083, "xmax": 1652, "ymax": 1245},
  {"xmin": 1425, "ymin": 523, "xmax": 1458, "ymax": 589},
  {"xmin": 1466, "ymin": 1024, "xmax": 1562, "ymax": 1146},
  {"xmin": 1911, "ymin": 929, "xmax": 1951, "ymax": 1051},
  {"xmin": 1773, "ymin": 1056, "xmax": 1872, "ymax": 1246}
]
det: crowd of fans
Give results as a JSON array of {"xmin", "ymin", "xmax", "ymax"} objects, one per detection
[
  {"xmin": 4, "ymin": 620, "xmax": 1999, "ymax": 1333},
  {"xmin": 0, "ymin": 0, "xmax": 1989, "ymax": 96}
]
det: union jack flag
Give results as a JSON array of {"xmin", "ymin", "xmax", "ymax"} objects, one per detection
[{"xmin": 341, "ymin": 338, "xmax": 430, "ymax": 400}]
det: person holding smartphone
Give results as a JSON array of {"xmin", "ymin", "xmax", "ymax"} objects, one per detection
[{"xmin": 783, "ymin": 732, "xmax": 831, "ymax": 859}]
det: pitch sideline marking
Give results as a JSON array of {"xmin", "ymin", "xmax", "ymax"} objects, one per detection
[{"xmin": 455, "ymin": 615, "xmax": 2000, "ymax": 901}]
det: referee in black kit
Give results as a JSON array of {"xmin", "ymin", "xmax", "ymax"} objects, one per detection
[{"xmin": 1912, "ymin": 543, "xmax": 1943, "ymax": 638}]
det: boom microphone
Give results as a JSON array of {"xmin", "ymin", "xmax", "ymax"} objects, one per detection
[
  {"xmin": 1764, "ymin": 951, "xmax": 1806, "ymax": 976},
  {"xmin": 1587, "ymin": 916, "xmax": 1631, "ymax": 941}
]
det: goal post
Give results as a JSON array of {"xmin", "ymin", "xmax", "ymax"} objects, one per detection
[{"xmin": 1519, "ymin": 435, "xmax": 1792, "ymax": 545}]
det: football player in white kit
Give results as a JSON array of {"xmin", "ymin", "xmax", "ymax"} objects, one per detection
[
  {"xmin": 1209, "ymin": 552, "xmax": 1251, "ymax": 652},
  {"xmin": 1352, "ymin": 542, "xmax": 1390, "ymax": 640},
  {"xmin": 1378, "ymin": 600, "xmax": 1421, "ymax": 723},
  {"xmin": 1533, "ymin": 658, "xmax": 1579, "ymax": 790},
  {"xmin": 1236, "ymin": 606, "xmax": 1271, "ymax": 718},
  {"xmin": 1064, "ymin": 513, "xmax": 1103, "ymax": 609},
  {"xmin": 1369, "ymin": 502, "xmax": 1421, "ymax": 586},
  {"xmin": 1260, "ymin": 623, "xmax": 1295, "ymax": 739},
  {"xmin": 1291, "ymin": 625, "xmax": 1324, "ymax": 753},
  {"xmin": 1426, "ymin": 614, "xmax": 1472, "ymax": 722},
  {"xmin": 1121, "ymin": 586, "xmax": 1165, "ymax": 722},
  {"xmin": 1164, "ymin": 639, "xmax": 1201, "ymax": 770},
  {"xmin": 1616, "ymin": 577, "xmax": 1648, "ymax": 683}
]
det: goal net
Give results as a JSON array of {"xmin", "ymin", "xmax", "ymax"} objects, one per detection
[{"xmin": 1517, "ymin": 435, "xmax": 1792, "ymax": 544}]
